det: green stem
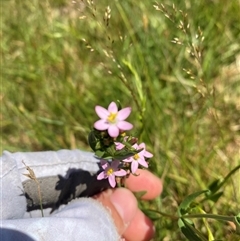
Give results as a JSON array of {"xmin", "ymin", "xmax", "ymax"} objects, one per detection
[
  {"xmin": 218, "ymin": 164, "xmax": 240, "ymax": 190},
  {"xmin": 149, "ymin": 210, "xmax": 179, "ymax": 220},
  {"xmin": 149, "ymin": 210, "xmax": 238, "ymax": 224},
  {"xmin": 182, "ymin": 213, "xmax": 235, "ymax": 222}
]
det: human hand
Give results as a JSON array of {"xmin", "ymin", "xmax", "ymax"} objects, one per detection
[
  {"xmin": 1, "ymin": 150, "xmax": 161, "ymax": 241},
  {"xmin": 94, "ymin": 169, "xmax": 163, "ymax": 241}
]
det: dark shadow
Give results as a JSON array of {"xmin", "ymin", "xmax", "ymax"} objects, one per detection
[
  {"xmin": 23, "ymin": 168, "xmax": 110, "ymax": 213},
  {"xmin": 52, "ymin": 168, "xmax": 110, "ymax": 212},
  {"xmin": 0, "ymin": 228, "xmax": 35, "ymax": 241}
]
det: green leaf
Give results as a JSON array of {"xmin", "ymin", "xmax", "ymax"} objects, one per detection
[
  {"xmin": 88, "ymin": 130, "xmax": 98, "ymax": 151},
  {"xmin": 95, "ymin": 150, "xmax": 105, "ymax": 158},
  {"xmin": 133, "ymin": 190, "xmax": 147, "ymax": 199},
  {"xmin": 178, "ymin": 218, "xmax": 207, "ymax": 241},
  {"xmin": 210, "ymin": 164, "xmax": 240, "ymax": 193},
  {"xmin": 112, "ymin": 148, "xmax": 136, "ymax": 160},
  {"xmin": 207, "ymin": 191, "xmax": 223, "ymax": 203},
  {"xmin": 235, "ymin": 213, "xmax": 240, "ymax": 234},
  {"xmin": 142, "ymin": 209, "xmax": 161, "ymax": 221},
  {"xmin": 203, "ymin": 180, "xmax": 224, "ymax": 203},
  {"xmin": 207, "ymin": 179, "xmax": 221, "ymax": 194},
  {"xmin": 178, "ymin": 190, "xmax": 209, "ymax": 215},
  {"xmin": 235, "ymin": 213, "xmax": 240, "ymax": 225},
  {"xmin": 106, "ymin": 145, "xmax": 116, "ymax": 156}
]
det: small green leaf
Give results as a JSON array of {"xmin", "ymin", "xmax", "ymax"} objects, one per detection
[
  {"xmin": 207, "ymin": 179, "xmax": 221, "ymax": 194},
  {"xmin": 106, "ymin": 145, "xmax": 116, "ymax": 157},
  {"xmin": 178, "ymin": 190, "xmax": 209, "ymax": 215},
  {"xmin": 133, "ymin": 190, "xmax": 147, "ymax": 199},
  {"xmin": 207, "ymin": 191, "xmax": 223, "ymax": 203},
  {"xmin": 95, "ymin": 150, "xmax": 105, "ymax": 158},
  {"xmin": 213, "ymin": 164, "xmax": 240, "ymax": 192},
  {"xmin": 142, "ymin": 209, "xmax": 161, "ymax": 221}
]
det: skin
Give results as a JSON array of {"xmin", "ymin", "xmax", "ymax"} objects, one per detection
[{"xmin": 93, "ymin": 169, "xmax": 163, "ymax": 241}]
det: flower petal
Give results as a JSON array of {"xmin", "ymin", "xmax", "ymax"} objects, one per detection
[
  {"xmin": 137, "ymin": 149, "xmax": 145, "ymax": 157},
  {"xmin": 122, "ymin": 157, "xmax": 133, "ymax": 163},
  {"xmin": 144, "ymin": 150, "xmax": 153, "ymax": 158},
  {"xmin": 114, "ymin": 169, "xmax": 127, "ymax": 177},
  {"xmin": 108, "ymin": 102, "xmax": 118, "ymax": 113},
  {"xmin": 97, "ymin": 171, "xmax": 106, "ymax": 180},
  {"xmin": 108, "ymin": 125, "xmax": 119, "ymax": 137},
  {"xmin": 131, "ymin": 161, "xmax": 139, "ymax": 174},
  {"xmin": 138, "ymin": 157, "xmax": 148, "ymax": 168},
  {"xmin": 132, "ymin": 143, "xmax": 139, "ymax": 150},
  {"xmin": 114, "ymin": 142, "xmax": 125, "ymax": 150},
  {"xmin": 108, "ymin": 175, "xmax": 116, "ymax": 187},
  {"xmin": 117, "ymin": 121, "xmax": 133, "ymax": 131},
  {"xmin": 100, "ymin": 159, "xmax": 109, "ymax": 169},
  {"xmin": 95, "ymin": 106, "xmax": 109, "ymax": 119},
  {"xmin": 138, "ymin": 143, "xmax": 146, "ymax": 149},
  {"xmin": 118, "ymin": 107, "xmax": 132, "ymax": 120},
  {"xmin": 111, "ymin": 160, "xmax": 120, "ymax": 170},
  {"xmin": 94, "ymin": 120, "xmax": 109, "ymax": 130}
]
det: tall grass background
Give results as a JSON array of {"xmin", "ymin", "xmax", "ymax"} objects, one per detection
[{"xmin": 2, "ymin": 0, "xmax": 240, "ymax": 240}]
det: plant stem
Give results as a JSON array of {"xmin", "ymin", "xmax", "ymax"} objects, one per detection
[
  {"xmin": 182, "ymin": 213, "xmax": 235, "ymax": 222},
  {"xmin": 36, "ymin": 180, "xmax": 44, "ymax": 217}
]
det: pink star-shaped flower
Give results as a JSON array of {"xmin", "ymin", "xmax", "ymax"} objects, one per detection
[
  {"xmin": 94, "ymin": 102, "xmax": 133, "ymax": 138},
  {"xmin": 97, "ymin": 160, "xmax": 127, "ymax": 187},
  {"xmin": 123, "ymin": 143, "xmax": 153, "ymax": 174},
  {"xmin": 114, "ymin": 141, "xmax": 126, "ymax": 150}
]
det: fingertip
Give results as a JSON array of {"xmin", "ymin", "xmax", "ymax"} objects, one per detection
[
  {"xmin": 110, "ymin": 188, "xmax": 138, "ymax": 226},
  {"xmin": 94, "ymin": 188, "xmax": 138, "ymax": 235},
  {"xmin": 123, "ymin": 209, "xmax": 155, "ymax": 241},
  {"xmin": 125, "ymin": 169, "xmax": 163, "ymax": 200}
]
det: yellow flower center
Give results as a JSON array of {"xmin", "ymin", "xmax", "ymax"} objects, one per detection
[
  {"xmin": 133, "ymin": 154, "xmax": 139, "ymax": 160},
  {"xmin": 107, "ymin": 112, "xmax": 117, "ymax": 123},
  {"xmin": 107, "ymin": 168, "xmax": 114, "ymax": 176}
]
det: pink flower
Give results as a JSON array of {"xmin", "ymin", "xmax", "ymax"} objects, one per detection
[
  {"xmin": 94, "ymin": 102, "xmax": 133, "ymax": 138},
  {"xmin": 114, "ymin": 142, "xmax": 125, "ymax": 150},
  {"xmin": 123, "ymin": 143, "xmax": 153, "ymax": 174},
  {"xmin": 97, "ymin": 160, "xmax": 127, "ymax": 187},
  {"xmin": 115, "ymin": 136, "xmax": 138, "ymax": 150}
]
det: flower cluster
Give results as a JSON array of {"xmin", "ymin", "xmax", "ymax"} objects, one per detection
[{"xmin": 88, "ymin": 101, "xmax": 153, "ymax": 188}]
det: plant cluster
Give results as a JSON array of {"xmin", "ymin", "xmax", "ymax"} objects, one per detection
[{"xmin": 88, "ymin": 101, "xmax": 153, "ymax": 187}]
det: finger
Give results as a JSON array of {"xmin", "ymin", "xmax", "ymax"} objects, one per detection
[
  {"xmin": 123, "ymin": 209, "xmax": 155, "ymax": 241},
  {"xmin": 124, "ymin": 169, "xmax": 163, "ymax": 200},
  {"xmin": 93, "ymin": 188, "xmax": 138, "ymax": 235}
]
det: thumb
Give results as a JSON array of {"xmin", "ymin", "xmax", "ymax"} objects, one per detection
[{"xmin": 93, "ymin": 188, "xmax": 138, "ymax": 235}]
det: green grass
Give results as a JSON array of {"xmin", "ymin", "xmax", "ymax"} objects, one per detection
[{"xmin": 2, "ymin": 0, "xmax": 240, "ymax": 240}]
